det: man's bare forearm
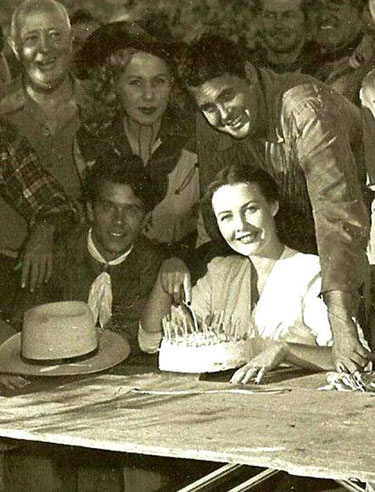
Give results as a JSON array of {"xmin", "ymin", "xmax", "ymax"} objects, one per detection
[{"xmin": 322, "ymin": 290, "xmax": 358, "ymax": 335}]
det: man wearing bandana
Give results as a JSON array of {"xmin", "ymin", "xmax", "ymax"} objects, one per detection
[{"xmin": 13, "ymin": 150, "xmax": 164, "ymax": 353}]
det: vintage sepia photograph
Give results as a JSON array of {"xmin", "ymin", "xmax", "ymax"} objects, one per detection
[{"xmin": 0, "ymin": 0, "xmax": 374, "ymax": 490}]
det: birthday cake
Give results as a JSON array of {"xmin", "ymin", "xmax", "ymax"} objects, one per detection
[{"xmin": 159, "ymin": 307, "xmax": 253, "ymax": 373}]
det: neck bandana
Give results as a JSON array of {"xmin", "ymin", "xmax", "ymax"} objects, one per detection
[{"xmin": 87, "ymin": 229, "xmax": 133, "ymax": 328}]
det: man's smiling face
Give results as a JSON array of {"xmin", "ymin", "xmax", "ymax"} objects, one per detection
[
  {"xmin": 309, "ymin": 0, "xmax": 363, "ymax": 52},
  {"xmin": 91, "ymin": 180, "xmax": 145, "ymax": 262},
  {"xmin": 13, "ymin": 3, "xmax": 72, "ymax": 92},
  {"xmin": 188, "ymin": 73, "xmax": 259, "ymax": 139}
]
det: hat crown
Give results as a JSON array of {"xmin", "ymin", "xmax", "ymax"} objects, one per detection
[
  {"xmin": 22, "ymin": 301, "xmax": 97, "ymax": 361},
  {"xmin": 74, "ymin": 21, "xmax": 174, "ymax": 78}
]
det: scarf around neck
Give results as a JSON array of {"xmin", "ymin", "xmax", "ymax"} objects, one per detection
[{"xmin": 87, "ymin": 229, "xmax": 133, "ymax": 328}]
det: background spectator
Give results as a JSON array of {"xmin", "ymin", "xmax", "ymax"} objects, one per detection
[
  {"xmin": 304, "ymin": 0, "xmax": 375, "ymax": 105},
  {"xmin": 70, "ymin": 9, "xmax": 102, "ymax": 54},
  {"xmin": 251, "ymin": 0, "xmax": 316, "ymax": 73},
  {"xmin": 0, "ymin": 0, "xmax": 261, "ymax": 54}
]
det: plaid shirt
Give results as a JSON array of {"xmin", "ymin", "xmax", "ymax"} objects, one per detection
[{"xmin": 0, "ymin": 120, "xmax": 74, "ymax": 226}]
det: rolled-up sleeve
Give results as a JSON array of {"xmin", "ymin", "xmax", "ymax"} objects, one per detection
[{"xmin": 287, "ymin": 85, "xmax": 369, "ymax": 293}]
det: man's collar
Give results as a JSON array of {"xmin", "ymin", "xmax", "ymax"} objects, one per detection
[
  {"xmin": 0, "ymin": 73, "xmax": 83, "ymax": 115},
  {"xmin": 252, "ymin": 67, "xmax": 285, "ymax": 144},
  {"xmin": 87, "ymin": 228, "xmax": 133, "ymax": 267}
]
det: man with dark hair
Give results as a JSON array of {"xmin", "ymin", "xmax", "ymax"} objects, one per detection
[
  {"xmin": 304, "ymin": 0, "xmax": 373, "ymax": 105},
  {"xmin": 252, "ymin": 0, "xmax": 316, "ymax": 73},
  {"xmin": 14, "ymin": 150, "xmax": 164, "ymax": 352},
  {"xmin": 180, "ymin": 34, "xmax": 373, "ymax": 374}
]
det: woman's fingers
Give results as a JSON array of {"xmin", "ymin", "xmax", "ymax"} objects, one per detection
[
  {"xmin": 242, "ymin": 366, "xmax": 262, "ymax": 384},
  {"xmin": 231, "ymin": 363, "xmax": 264, "ymax": 384}
]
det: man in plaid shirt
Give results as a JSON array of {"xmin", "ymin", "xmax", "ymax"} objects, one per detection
[{"xmin": 0, "ymin": 119, "xmax": 75, "ymax": 320}]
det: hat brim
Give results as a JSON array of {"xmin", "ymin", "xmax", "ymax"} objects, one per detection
[
  {"xmin": 0, "ymin": 331, "xmax": 130, "ymax": 376},
  {"xmin": 74, "ymin": 21, "xmax": 175, "ymax": 78}
]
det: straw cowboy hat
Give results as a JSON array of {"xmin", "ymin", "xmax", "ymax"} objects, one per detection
[{"xmin": 0, "ymin": 301, "xmax": 130, "ymax": 376}]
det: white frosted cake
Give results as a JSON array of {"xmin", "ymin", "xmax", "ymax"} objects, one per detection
[{"xmin": 158, "ymin": 307, "xmax": 253, "ymax": 373}]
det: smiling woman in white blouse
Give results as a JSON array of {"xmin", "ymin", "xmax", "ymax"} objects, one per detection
[{"xmin": 139, "ymin": 164, "xmax": 369, "ymax": 383}]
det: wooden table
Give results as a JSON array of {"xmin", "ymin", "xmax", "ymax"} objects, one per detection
[{"xmin": 0, "ymin": 365, "xmax": 373, "ymax": 491}]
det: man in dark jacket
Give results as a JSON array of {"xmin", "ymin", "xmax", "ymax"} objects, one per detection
[{"xmin": 15, "ymin": 150, "xmax": 164, "ymax": 353}]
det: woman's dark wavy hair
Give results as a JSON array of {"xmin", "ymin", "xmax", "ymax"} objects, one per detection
[
  {"xmin": 84, "ymin": 149, "xmax": 156, "ymax": 213},
  {"xmin": 202, "ymin": 163, "xmax": 279, "ymax": 239},
  {"xmin": 178, "ymin": 34, "xmax": 247, "ymax": 88}
]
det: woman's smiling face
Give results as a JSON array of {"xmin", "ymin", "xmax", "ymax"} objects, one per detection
[
  {"xmin": 115, "ymin": 51, "xmax": 172, "ymax": 126},
  {"xmin": 212, "ymin": 182, "xmax": 279, "ymax": 257}
]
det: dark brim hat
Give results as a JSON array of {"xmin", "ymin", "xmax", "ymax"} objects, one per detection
[
  {"xmin": 74, "ymin": 21, "xmax": 176, "ymax": 78},
  {"xmin": 0, "ymin": 331, "xmax": 130, "ymax": 376}
]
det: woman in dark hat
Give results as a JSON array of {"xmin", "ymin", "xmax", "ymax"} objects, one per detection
[{"xmin": 75, "ymin": 21, "xmax": 200, "ymax": 262}]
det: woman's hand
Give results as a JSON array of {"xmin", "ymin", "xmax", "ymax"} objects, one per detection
[
  {"xmin": 159, "ymin": 257, "xmax": 191, "ymax": 305},
  {"xmin": 231, "ymin": 341, "xmax": 288, "ymax": 384}
]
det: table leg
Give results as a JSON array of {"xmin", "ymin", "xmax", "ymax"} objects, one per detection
[
  {"xmin": 226, "ymin": 469, "xmax": 280, "ymax": 492},
  {"xmin": 177, "ymin": 464, "xmax": 243, "ymax": 491},
  {"xmin": 177, "ymin": 464, "xmax": 280, "ymax": 492},
  {"xmin": 335, "ymin": 480, "xmax": 365, "ymax": 491}
]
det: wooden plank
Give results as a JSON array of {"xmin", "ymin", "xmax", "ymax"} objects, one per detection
[{"xmin": 0, "ymin": 373, "xmax": 373, "ymax": 482}]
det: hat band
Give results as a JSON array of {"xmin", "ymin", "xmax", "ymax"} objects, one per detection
[{"xmin": 21, "ymin": 347, "xmax": 99, "ymax": 366}]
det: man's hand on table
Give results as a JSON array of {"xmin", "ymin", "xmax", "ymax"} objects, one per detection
[
  {"xmin": 19, "ymin": 223, "xmax": 55, "ymax": 293},
  {"xmin": 159, "ymin": 257, "xmax": 191, "ymax": 305},
  {"xmin": 325, "ymin": 290, "xmax": 375, "ymax": 373},
  {"xmin": 0, "ymin": 375, "xmax": 30, "ymax": 391},
  {"xmin": 330, "ymin": 315, "xmax": 375, "ymax": 373}
]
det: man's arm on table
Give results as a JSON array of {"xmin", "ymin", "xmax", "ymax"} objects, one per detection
[
  {"xmin": 291, "ymin": 90, "xmax": 373, "ymax": 372},
  {"xmin": 0, "ymin": 124, "xmax": 76, "ymax": 291}
]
